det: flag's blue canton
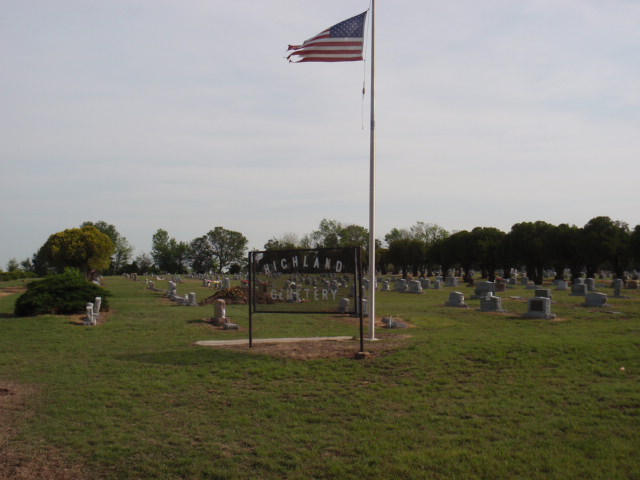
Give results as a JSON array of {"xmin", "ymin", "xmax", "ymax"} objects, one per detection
[{"xmin": 330, "ymin": 12, "xmax": 366, "ymax": 38}]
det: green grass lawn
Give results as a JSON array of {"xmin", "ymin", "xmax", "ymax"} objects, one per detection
[{"xmin": 1, "ymin": 276, "xmax": 639, "ymax": 479}]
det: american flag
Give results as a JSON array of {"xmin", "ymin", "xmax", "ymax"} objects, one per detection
[{"xmin": 287, "ymin": 11, "xmax": 368, "ymax": 63}]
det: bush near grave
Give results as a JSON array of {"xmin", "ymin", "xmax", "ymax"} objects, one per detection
[{"xmin": 13, "ymin": 269, "xmax": 111, "ymax": 317}]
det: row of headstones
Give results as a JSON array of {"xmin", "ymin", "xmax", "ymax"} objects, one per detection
[
  {"xmin": 280, "ymin": 278, "xmax": 347, "ymax": 291},
  {"xmin": 445, "ymin": 287, "xmax": 612, "ymax": 319},
  {"xmin": 568, "ymin": 278, "xmax": 634, "ymax": 298},
  {"xmin": 338, "ymin": 297, "xmax": 370, "ymax": 316},
  {"xmin": 382, "ymin": 277, "xmax": 514, "ymax": 294},
  {"xmin": 145, "ymin": 280, "xmax": 164, "ymax": 292},
  {"xmin": 122, "ymin": 273, "xmax": 138, "ymax": 281},
  {"xmin": 444, "ymin": 292, "xmax": 559, "ymax": 318},
  {"xmin": 84, "ymin": 297, "xmax": 102, "ymax": 326},
  {"xmin": 166, "ymin": 281, "xmax": 199, "ymax": 306},
  {"xmin": 285, "ymin": 274, "xmax": 352, "ymax": 288},
  {"xmin": 202, "ymin": 278, "xmax": 231, "ymax": 289},
  {"xmin": 189, "ymin": 273, "xmax": 239, "ymax": 281},
  {"xmin": 380, "ymin": 277, "xmax": 454, "ymax": 293}
]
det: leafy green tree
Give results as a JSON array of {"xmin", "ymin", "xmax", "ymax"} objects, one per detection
[
  {"xmin": 543, "ymin": 223, "xmax": 582, "ymax": 281},
  {"xmin": 447, "ymin": 230, "xmax": 475, "ymax": 282},
  {"xmin": 134, "ymin": 252, "xmax": 155, "ymax": 273},
  {"xmin": 631, "ymin": 225, "xmax": 640, "ymax": 270},
  {"xmin": 81, "ymin": 221, "xmax": 134, "ymax": 274},
  {"xmin": 309, "ymin": 219, "xmax": 343, "ymax": 248},
  {"xmin": 5, "ymin": 258, "xmax": 19, "ymax": 272},
  {"xmin": 263, "ymin": 232, "xmax": 300, "ymax": 251},
  {"xmin": 189, "ymin": 236, "xmax": 216, "ymax": 273},
  {"xmin": 579, "ymin": 216, "xmax": 630, "ymax": 279},
  {"xmin": 338, "ymin": 224, "xmax": 369, "ymax": 248},
  {"xmin": 384, "ymin": 227, "xmax": 410, "ymax": 247},
  {"xmin": 20, "ymin": 257, "xmax": 34, "ymax": 272},
  {"xmin": 206, "ymin": 227, "xmax": 249, "ymax": 274},
  {"xmin": 410, "ymin": 222, "xmax": 449, "ymax": 245},
  {"xmin": 151, "ymin": 229, "xmax": 189, "ymax": 273},
  {"xmin": 470, "ymin": 227, "xmax": 505, "ymax": 281},
  {"xmin": 383, "ymin": 223, "xmax": 448, "ymax": 276},
  {"xmin": 387, "ymin": 238, "xmax": 425, "ymax": 278},
  {"xmin": 426, "ymin": 239, "xmax": 448, "ymax": 278},
  {"xmin": 506, "ymin": 221, "xmax": 553, "ymax": 285},
  {"xmin": 37, "ymin": 226, "xmax": 115, "ymax": 278}
]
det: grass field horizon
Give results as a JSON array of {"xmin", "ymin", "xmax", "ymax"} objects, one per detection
[{"xmin": 1, "ymin": 275, "xmax": 639, "ymax": 479}]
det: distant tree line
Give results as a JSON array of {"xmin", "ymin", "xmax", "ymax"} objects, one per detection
[
  {"xmin": 382, "ymin": 216, "xmax": 638, "ymax": 283},
  {"xmin": 5, "ymin": 216, "xmax": 639, "ymax": 279},
  {"xmin": 264, "ymin": 217, "xmax": 640, "ymax": 283}
]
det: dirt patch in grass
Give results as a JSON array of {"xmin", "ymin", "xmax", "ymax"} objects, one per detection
[
  {"xmin": 0, "ymin": 381, "xmax": 89, "ymax": 480},
  {"xmin": 67, "ymin": 308, "xmax": 115, "ymax": 326},
  {"xmin": 210, "ymin": 330, "xmax": 412, "ymax": 360},
  {"xmin": 0, "ymin": 286, "xmax": 26, "ymax": 298}
]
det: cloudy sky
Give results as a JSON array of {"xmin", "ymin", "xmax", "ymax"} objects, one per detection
[{"xmin": 1, "ymin": 0, "xmax": 639, "ymax": 267}]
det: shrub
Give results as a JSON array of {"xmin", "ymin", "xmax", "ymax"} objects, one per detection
[{"xmin": 14, "ymin": 270, "xmax": 111, "ymax": 317}]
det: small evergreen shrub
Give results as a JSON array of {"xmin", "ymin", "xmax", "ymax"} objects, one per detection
[{"xmin": 14, "ymin": 270, "xmax": 111, "ymax": 317}]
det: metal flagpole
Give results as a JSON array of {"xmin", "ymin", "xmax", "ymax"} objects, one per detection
[{"xmin": 368, "ymin": 0, "xmax": 377, "ymax": 340}]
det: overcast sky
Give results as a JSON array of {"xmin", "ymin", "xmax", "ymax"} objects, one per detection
[{"xmin": 2, "ymin": 0, "xmax": 639, "ymax": 267}]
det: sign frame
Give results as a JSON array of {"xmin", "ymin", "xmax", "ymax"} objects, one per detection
[{"xmin": 248, "ymin": 246, "xmax": 364, "ymax": 351}]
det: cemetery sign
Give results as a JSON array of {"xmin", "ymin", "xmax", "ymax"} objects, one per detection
[{"xmin": 248, "ymin": 247, "xmax": 365, "ymax": 350}]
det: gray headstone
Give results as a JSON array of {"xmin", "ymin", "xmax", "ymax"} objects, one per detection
[
  {"xmin": 534, "ymin": 289, "xmax": 552, "ymax": 299},
  {"xmin": 445, "ymin": 291, "xmax": 467, "ymax": 308},
  {"xmin": 338, "ymin": 298, "xmax": 350, "ymax": 313},
  {"xmin": 408, "ymin": 280, "xmax": 423, "ymax": 294},
  {"xmin": 612, "ymin": 278, "xmax": 624, "ymax": 297},
  {"xmin": 472, "ymin": 281, "xmax": 496, "ymax": 299},
  {"xmin": 395, "ymin": 279, "xmax": 408, "ymax": 293},
  {"xmin": 188, "ymin": 292, "xmax": 197, "ymax": 306},
  {"xmin": 584, "ymin": 292, "xmax": 609, "ymax": 307},
  {"xmin": 523, "ymin": 297, "xmax": 555, "ymax": 319},
  {"xmin": 479, "ymin": 295, "xmax": 506, "ymax": 313},
  {"xmin": 571, "ymin": 283, "xmax": 588, "ymax": 296}
]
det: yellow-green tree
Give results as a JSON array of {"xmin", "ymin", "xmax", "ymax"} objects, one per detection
[{"xmin": 38, "ymin": 226, "xmax": 115, "ymax": 278}]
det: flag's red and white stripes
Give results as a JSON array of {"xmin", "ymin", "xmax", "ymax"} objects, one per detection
[{"xmin": 287, "ymin": 12, "xmax": 367, "ymax": 63}]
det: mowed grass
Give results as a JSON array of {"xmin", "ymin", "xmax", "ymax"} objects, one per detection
[{"xmin": 0, "ymin": 276, "xmax": 639, "ymax": 479}]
